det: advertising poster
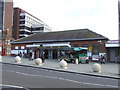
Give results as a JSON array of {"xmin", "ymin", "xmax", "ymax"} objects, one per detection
[
  {"xmin": 87, "ymin": 51, "xmax": 92, "ymax": 57},
  {"xmin": 92, "ymin": 55, "xmax": 99, "ymax": 61},
  {"xmin": 11, "ymin": 50, "xmax": 19, "ymax": 55}
]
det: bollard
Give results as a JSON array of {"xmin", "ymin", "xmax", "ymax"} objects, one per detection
[
  {"xmin": 35, "ymin": 58, "xmax": 42, "ymax": 65},
  {"xmin": 15, "ymin": 56, "xmax": 22, "ymax": 63},
  {"xmin": 0, "ymin": 55, "xmax": 2, "ymax": 62},
  {"xmin": 92, "ymin": 63, "xmax": 101, "ymax": 73},
  {"xmin": 59, "ymin": 59, "xmax": 68, "ymax": 69}
]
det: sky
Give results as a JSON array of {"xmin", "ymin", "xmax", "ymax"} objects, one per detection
[{"xmin": 13, "ymin": 0, "xmax": 119, "ymax": 40}]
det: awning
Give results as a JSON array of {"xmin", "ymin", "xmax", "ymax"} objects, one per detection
[
  {"xmin": 43, "ymin": 43, "xmax": 71, "ymax": 47},
  {"xmin": 26, "ymin": 42, "xmax": 71, "ymax": 48},
  {"xmin": 26, "ymin": 45, "xmax": 40, "ymax": 48}
]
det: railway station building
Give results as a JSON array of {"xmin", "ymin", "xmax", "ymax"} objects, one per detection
[{"xmin": 11, "ymin": 29, "xmax": 109, "ymax": 61}]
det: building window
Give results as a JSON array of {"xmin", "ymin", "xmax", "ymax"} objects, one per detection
[
  {"xmin": 21, "ymin": 46, "xmax": 25, "ymax": 49},
  {"xmin": 93, "ymin": 44, "xmax": 99, "ymax": 55},
  {"xmin": 15, "ymin": 46, "xmax": 18, "ymax": 49},
  {"xmin": 32, "ymin": 27, "xmax": 44, "ymax": 31},
  {"xmin": 19, "ymin": 26, "xmax": 25, "ymax": 29},
  {"xmin": 20, "ymin": 21, "xmax": 25, "ymax": 24},
  {"xmin": 19, "ymin": 31, "xmax": 31, "ymax": 35},
  {"xmin": 19, "ymin": 26, "xmax": 31, "ymax": 31},
  {"xmin": 20, "ymin": 15, "xmax": 25, "ymax": 19}
]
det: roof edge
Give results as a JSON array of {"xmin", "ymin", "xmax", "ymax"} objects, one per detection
[{"xmin": 11, "ymin": 38, "xmax": 108, "ymax": 44}]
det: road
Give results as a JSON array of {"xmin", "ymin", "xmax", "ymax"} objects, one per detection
[{"xmin": 1, "ymin": 63, "xmax": 119, "ymax": 89}]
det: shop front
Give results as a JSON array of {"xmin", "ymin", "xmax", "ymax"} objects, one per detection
[
  {"xmin": 106, "ymin": 40, "xmax": 120, "ymax": 63},
  {"xmin": 26, "ymin": 42, "xmax": 71, "ymax": 59}
]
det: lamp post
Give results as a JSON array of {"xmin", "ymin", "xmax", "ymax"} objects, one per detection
[
  {"xmin": 1, "ymin": 30, "xmax": 5, "ymax": 56},
  {"xmin": 0, "ymin": 30, "xmax": 2, "ymax": 56},
  {"xmin": 5, "ymin": 28, "xmax": 9, "ymax": 56}
]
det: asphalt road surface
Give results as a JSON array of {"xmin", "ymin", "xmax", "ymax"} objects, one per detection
[{"xmin": 1, "ymin": 63, "xmax": 119, "ymax": 89}]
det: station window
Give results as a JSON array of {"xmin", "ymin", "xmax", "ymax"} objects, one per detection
[
  {"xmin": 15, "ymin": 46, "xmax": 18, "ymax": 49},
  {"xmin": 82, "ymin": 44, "xmax": 88, "ymax": 47},
  {"xmin": 21, "ymin": 46, "xmax": 25, "ymax": 49},
  {"xmin": 93, "ymin": 44, "xmax": 99, "ymax": 55},
  {"xmin": 72, "ymin": 44, "xmax": 79, "ymax": 47}
]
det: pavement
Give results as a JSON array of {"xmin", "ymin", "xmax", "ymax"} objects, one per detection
[{"xmin": 0, "ymin": 56, "xmax": 120, "ymax": 79}]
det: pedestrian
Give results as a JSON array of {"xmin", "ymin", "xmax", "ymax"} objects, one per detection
[
  {"xmin": 19, "ymin": 52, "xmax": 22, "ymax": 57},
  {"xmin": 41, "ymin": 52, "xmax": 45, "ymax": 63},
  {"xmin": 100, "ymin": 55, "xmax": 106, "ymax": 64},
  {"xmin": 69, "ymin": 54, "xmax": 74, "ymax": 63},
  {"xmin": 29, "ymin": 52, "xmax": 32, "ymax": 61},
  {"xmin": 31, "ymin": 52, "xmax": 34, "ymax": 61},
  {"xmin": 21, "ymin": 52, "xmax": 25, "ymax": 58}
]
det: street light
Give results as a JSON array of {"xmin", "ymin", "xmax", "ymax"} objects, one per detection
[
  {"xmin": 5, "ymin": 28, "xmax": 9, "ymax": 56},
  {"xmin": 0, "ymin": 30, "xmax": 2, "ymax": 55}
]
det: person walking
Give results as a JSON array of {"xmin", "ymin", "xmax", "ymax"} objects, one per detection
[
  {"xmin": 29, "ymin": 52, "xmax": 32, "ymax": 61},
  {"xmin": 31, "ymin": 52, "xmax": 34, "ymax": 61},
  {"xmin": 19, "ymin": 52, "xmax": 22, "ymax": 57},
  {"xmin": 69, "ymin": 54, "xmax": 74, "ymax": 63},
  {"xmin": 21, "ymin": 52, "xmax": 25, "ymax": 58},
  {"xmin": 100, "ymin": 55, "xmax": 106, "ymax": 64},
  {"xmin": 41, "ymin": 52, "xmax": 45, "ymax": 63}
]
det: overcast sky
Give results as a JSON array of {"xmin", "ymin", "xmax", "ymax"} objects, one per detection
[{"xmin": 13, "ymin": 0, "xmax": 119, "ymax": 40}]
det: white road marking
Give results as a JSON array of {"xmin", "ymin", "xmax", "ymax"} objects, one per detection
[
  {"xmin": 2, "ymin": 69, "xmax": 118, "ymax": 88},
  {"xmin": 45, "ymin": 76, "xmax": 58, "ymax": 79},
  {"xmin": 74, "ymin": 73, "xmax": 118, "ymax": 81},
  {"xmin": 0, "ymin": 84, "xmax": 23, "ymax": 88}
]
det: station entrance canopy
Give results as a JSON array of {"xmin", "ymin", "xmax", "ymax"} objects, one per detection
[{"xmin": 26, "ymin": 42, "xmax": 71, "ymax": 49}]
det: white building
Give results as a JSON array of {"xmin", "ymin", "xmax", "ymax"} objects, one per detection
[{"xmin": 13, "ymin": 7, "xmax": 52, "ymax": 39}]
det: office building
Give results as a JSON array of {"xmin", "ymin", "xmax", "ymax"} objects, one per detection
[
  {"xmin": 13, "ymin": 7, "xmax": 52, "ymax": 39},
  {"xmin": 0, "ymin": 0, "xmax": 13, "ymax": 56}
]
